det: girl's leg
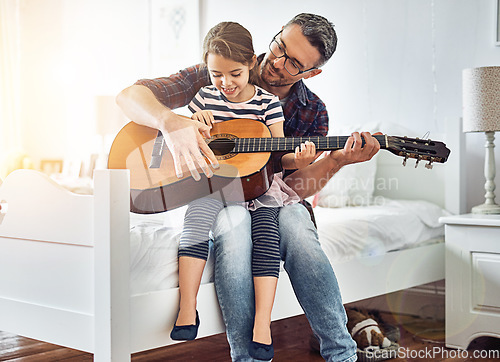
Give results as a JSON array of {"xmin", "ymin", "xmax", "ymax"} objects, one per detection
[
  {"xmin": 176, "ymin": 197, "xmax": 224, "ymax": 326},
  {"xmin": 253, "ymin": 276, "xmax": 278, "ymax": 344},
  {"xmin": 250, "ymin": 207, "xmax": 281, "ymax": 345},
  {"xmin": 177, "ymin": 256, "xmax": 206, "ymax": 325}
]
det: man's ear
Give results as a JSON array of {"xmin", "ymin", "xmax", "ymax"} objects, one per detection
[{"xmin": 303, "ymin": 68, "xmax": 322, "ymax": 80}]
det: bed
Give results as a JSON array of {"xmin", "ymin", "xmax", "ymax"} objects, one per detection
[{"xmin": 0, "ymin": 119, "xmax": 463, "ymax": 361}]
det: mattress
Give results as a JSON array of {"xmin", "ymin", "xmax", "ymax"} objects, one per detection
[
  {"xmin": 129, "ymin": 198, "xmax": 449, "ymax": 295},
  {"xmin": 314, "ymin": 198, "xmax": 449, "ymax": 264}
]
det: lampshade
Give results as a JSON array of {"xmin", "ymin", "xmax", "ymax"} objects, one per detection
[{"xmin": 462, "ymin": 66, "xmax": 500, "ymax": 133}]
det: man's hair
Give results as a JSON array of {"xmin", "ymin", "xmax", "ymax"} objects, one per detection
[
  {"xmin": 285, "ymin": 13, "xmax": 337, "ymax": 67},
  {"xmin": 202, "ymin": 21, "xmax": 255, "ymax": 66}
]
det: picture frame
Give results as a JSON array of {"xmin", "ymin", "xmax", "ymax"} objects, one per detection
[
  {"xmin": 149, "ymin": 0, "xmax": 200, "ymax": 75},
  {"xmin": 40, "ymin": 159, "xmax": 63, "ymax": 175}
]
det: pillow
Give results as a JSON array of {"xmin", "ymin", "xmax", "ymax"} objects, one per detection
[
  {"xmin": 315, "ymin": 155, "xmax": 377, "ymax": 208},
  {"xmin": 312, "ymin": 122, "xmax": 389, "ymax": 208}
]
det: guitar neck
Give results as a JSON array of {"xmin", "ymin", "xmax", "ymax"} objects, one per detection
[{"xmin": 233, "ymin": 135, "xmax": 388, "ymax": 153}]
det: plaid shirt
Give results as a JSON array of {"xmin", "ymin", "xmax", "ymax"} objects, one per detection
[{"xmin": 135, "ymin": 56, "xmax": 329, "ymax": 138}]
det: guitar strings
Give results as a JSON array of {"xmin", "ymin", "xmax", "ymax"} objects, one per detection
[
  {"xmin": 210, "ymin": 136, "xmax": 352, "ymax": 147},
  {"xmin": 209, "ymin": 135, "xmax": 386, "ymax": 152}
]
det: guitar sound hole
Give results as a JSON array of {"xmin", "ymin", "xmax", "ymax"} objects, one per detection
[{"xmin": 209, "ymin": 138, "xmax": 236, "ymax": 156}]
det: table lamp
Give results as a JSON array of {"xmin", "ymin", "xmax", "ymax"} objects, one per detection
[{"xmin": 463, "ymin": 66, "xmax": 500, "ymax": 214}]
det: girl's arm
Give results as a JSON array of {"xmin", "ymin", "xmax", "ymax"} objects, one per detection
[{"xmin": 268, "ymin": 123, "xmax": 318, "ymax": 170}]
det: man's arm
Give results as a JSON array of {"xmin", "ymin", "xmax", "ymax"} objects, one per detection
[
  {"xmin": 115, "ymin": 67, "xmax": 218, "ymax": 180},
  {"xmin": 285, "ymin": 132, "xmax": 381, "ymax": 199}
]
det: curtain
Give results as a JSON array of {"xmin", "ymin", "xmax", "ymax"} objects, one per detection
[{"xmin": 0, "ymin": 0, "xmax": 22, "ymax": 178}]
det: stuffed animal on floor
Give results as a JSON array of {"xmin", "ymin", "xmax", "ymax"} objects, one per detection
[{"xmin": 346, "ymin": 308, "xmax": 392, "ymax": 351}]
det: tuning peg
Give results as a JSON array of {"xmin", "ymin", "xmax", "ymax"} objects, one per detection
[
  {"xmin": 425, "ymin": 160, "xmax": 433, "ymax": 169},
  {"xmin": 402, "ymin": 154, "xmax": 408, "ymax": 167},
  {"xmin": 415, "ymin": 156, "xmax": 421, "ymax": 168}
]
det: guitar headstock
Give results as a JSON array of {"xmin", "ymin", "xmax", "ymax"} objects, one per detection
[{"xmin": 385, "ymin": 135, "xmax": 451, "ymax": 169}]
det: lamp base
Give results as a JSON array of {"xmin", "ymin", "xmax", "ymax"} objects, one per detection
[{"xmin": 471, "ymin": 203, "xmax": 500, "ymax": 215}]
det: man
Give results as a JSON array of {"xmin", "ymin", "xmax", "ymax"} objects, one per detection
[{"xmin": 117, "ymin": 13, "xmax": 379, "ymax": 361}]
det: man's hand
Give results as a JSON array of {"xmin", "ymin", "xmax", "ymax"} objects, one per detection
[
  {"xmin": 115, "ymin": 85, "xmax": 219, "ymax": 181},
  {"xmin": 327, "ymin": 131, "xmax": 381, "ymax": 168},
  {"xmin": 161, "ymin": 115, "xmax": 219, "ymax": 181}
]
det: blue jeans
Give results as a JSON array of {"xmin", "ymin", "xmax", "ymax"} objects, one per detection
[{"xmin": 212, "ymin": 204, "xmax": 357, "ymax": 362}]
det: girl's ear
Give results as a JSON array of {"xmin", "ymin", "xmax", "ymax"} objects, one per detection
[{"xmin": 249, "ymin": 54, "xmax": 257, "ymax": 69}]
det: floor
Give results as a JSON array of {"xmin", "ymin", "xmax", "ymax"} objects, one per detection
[{"xmin": 1, "ymin": 310, "xmax": 500, "ymax": 361}]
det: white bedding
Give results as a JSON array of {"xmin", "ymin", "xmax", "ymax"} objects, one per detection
[
  {"xmin": 315, "ymin": 198, "xmax": 449, "ymax": 264},
  {"xmin": 129, "ymin": 198, "xmax": 449, "ymax": 295},
  {"xmin": 129, "ymin": 206, "xmax": 216, "ymax": 295}
]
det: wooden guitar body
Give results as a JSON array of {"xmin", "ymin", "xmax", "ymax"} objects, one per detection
[{"xmin": 108, "ymin": 119, "xmax": 275, "ymax": 213}]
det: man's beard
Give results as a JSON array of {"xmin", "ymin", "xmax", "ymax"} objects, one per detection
[{"xmin": 260, "ymin": 59, "xmax": 295, "ymax": 88}]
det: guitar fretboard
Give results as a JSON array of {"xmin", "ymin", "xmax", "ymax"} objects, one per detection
[{"xmin": 232, "ymin": 135, "xmax": 388, "ymax": 153}]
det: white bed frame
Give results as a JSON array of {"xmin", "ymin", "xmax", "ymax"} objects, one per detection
[{"xmin": 0, "ymin": 119, "xmax": 463, "ymax": 361}]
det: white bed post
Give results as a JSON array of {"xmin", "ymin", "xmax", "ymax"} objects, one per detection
[
  {"xmin": 445, "ymin": 117, "xmax": 466, "ymax": 214},
  {"xmin": 93, "ymin": 169, "xmax": 131, "ymax": 361}
]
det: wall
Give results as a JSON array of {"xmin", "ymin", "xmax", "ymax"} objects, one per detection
[
  {"xmin": 15, "ymin": 0, "xmax": 151, "ymax": 164},
  {"xmin": 9, "ymin": 0, "xmax": 500, "ymax": 211}
]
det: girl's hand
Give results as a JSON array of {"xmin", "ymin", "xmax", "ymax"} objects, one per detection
[
  {"xmin": 294, "ymin": 141, "xmax": 317, "ymax": 169},
  {"xmin": 191, "ymin": 110, "xmax": 215, "ymax": 128}
]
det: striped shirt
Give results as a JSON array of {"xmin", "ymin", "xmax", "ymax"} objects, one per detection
[{"xmin": 188, "ymin": 85, "xmax": 285, "ymax": 126}]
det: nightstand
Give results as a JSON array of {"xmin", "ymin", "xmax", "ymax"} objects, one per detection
[{"xmin": 439, "ymin": 214, "xmax": 500, "ymax": 349}]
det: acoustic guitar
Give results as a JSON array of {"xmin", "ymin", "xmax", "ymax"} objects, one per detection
[{"xmin": 108, "ymin": 118, "xmax": 450, "ymax": 214}]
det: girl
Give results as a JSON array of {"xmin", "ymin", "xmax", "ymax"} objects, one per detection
[{"xmin": 170, "ymin": 21, "xmax": 316, "ymax": 360}]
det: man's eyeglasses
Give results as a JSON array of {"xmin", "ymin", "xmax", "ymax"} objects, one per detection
[{"xmin": 269, "ymin": 31, "xmax": 317, "ymax": 76}]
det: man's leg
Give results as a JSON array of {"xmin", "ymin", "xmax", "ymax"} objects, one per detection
[
  {"xmin": 279, "ymin": 203, "xmax": 357, "ymax": 362},
  {"xmin": 212, "ymin": 205, "xmax": 256, "ymax": 362}
]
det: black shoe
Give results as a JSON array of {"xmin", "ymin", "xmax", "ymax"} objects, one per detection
[
  {"xmin": 170, "ymin": 311, "xmax": 200, "ymax": 341},
  {"xmin": 309, "ymin": 333, "xmax": 320, "ymax": 353},
  {"xmin": 248, "ymin": 340, "xmax": 274, "ymax": 361}
]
